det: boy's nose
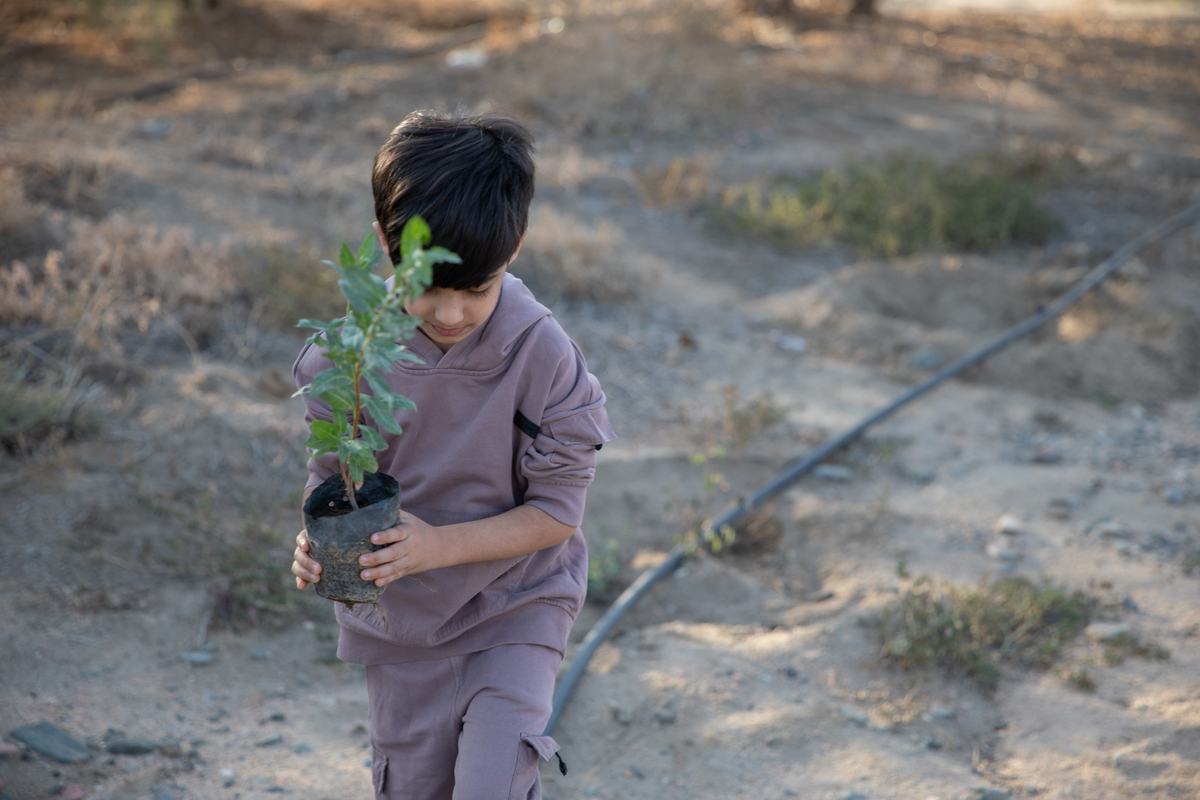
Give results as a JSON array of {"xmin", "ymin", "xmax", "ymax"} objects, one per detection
[{"xmin": 433, "ymin": 295, "xmax": 465, "ymax": 326}]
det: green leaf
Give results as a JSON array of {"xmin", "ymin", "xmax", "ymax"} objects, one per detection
[
  {"xmin": 401, "ymin": 216, "xmax": 431, "ymax": 257},
  {"xmin": 305, "ymin": 419, "xmax": 342, "ymax": 455},
  {"xmin": 340, "ymin": 267, "xmax": 388, "ymax": 315},
  {"xmin": 339, "ymin": 243, "xmax": 355, "ymax": 268},
  {"xmin": 359, "ymin": 425, "xmax": 388, "ymax": 451},
  {"xmin": 362, "ymin": 394, "xmax": 405, "ymax": 435}
]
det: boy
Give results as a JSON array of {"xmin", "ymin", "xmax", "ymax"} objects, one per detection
[{"xmin": 291, "ymin": 112, "xmax": 615, "ymax": 800}]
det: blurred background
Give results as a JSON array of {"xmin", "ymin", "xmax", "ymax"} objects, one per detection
[{"xmin": 2, "ymin": 1, "xmax": 1200, "ymax": 798}]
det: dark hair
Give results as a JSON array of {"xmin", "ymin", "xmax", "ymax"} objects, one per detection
[{"xmin": 372, "ymin": 112, "xmax": 536, "ymax": 290}]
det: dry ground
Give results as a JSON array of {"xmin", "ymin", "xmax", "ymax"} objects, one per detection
[{"xmin": 1, "ymin": 1, "xmax": 1199, "ymax": 799}]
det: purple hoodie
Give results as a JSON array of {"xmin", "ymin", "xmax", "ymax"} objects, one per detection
[{"xmin": 293, "ymin": 274, "xmax": 616, "ymax": 664}]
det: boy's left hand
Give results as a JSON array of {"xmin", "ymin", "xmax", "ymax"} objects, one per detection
[{"xmin": 358, "ymin": 511, "xmax": 444, "ymax": 587}]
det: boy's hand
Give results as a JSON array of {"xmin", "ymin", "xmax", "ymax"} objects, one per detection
[
  {"xmin": 357, "ymin": 511, "xmax": 444, "ymax": 587},
  {"xmin": 292, "ymin": 529, "xmax": 323, "ymax": 589}
]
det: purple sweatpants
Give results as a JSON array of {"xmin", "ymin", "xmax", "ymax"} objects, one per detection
[{"xmin": 365, "ymin": 644, "xmax": 563, "ymax": 800}]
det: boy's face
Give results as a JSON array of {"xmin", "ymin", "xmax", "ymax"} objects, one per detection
[{"xmin": 406, "ymin": 266, "xmax": 506, "ymax": 353}]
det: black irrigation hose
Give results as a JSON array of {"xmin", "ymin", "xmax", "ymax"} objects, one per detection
[{"xmin": 544, "ymin": 201, "xmax": 1200, "ymax": 738}]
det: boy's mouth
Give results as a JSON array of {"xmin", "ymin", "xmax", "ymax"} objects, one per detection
[{"xmin": 429, "ymin": 324, "xmax": 467, "ymax": 337}]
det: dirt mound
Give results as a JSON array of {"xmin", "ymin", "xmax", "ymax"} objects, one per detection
[{"xmin": 762, "ymin": 247, "xmax": 1200, "ymax": 404}]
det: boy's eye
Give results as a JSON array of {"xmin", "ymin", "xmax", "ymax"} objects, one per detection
[{"xmin": 470, "ymin": 286, "xmax": 492, "ymax": 298}]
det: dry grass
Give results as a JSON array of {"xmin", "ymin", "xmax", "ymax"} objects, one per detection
[{"xmin": 515, "ymin": 205, "xmax": 660, "ymax": 303}]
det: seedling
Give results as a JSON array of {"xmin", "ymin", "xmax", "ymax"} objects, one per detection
[{"xmin": 294, "ymin": 216, "xmax": 459, "ymax": 509}]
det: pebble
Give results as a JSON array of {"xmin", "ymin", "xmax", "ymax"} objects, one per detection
[
  {"xmin": 611, "ymin": 707, "xmax": 633, "ymax": 725},
  {"xmin": 251, "ymin": 649, "xmax": 272, "ymax": 661},
  {"xmin": 1085, "ymin": 622, "xmax": 1132, "ymax": 642},
  {"xmin": 814, "ymin": 464, "xmax": 854, "ymax": 482},
  {"xmin": 179, "ymin": 651, "xmax": 214, "ymax": 666},
  {"xmin": 293, "ymin": 743, "xmax": 313, "ymax": 754},
  {"xmin": 445, "ymin": 49, "xmax": 487, "ymax": 69},
  {"xmin": 1046, "ymin": 499, "xmax": 1073, "ymax": 520},
  {"xmin": 985, "ymin": 541, "xmax": 1020, "ymax": 561},
  {"xmin": 776, "ymin": 334, "xmax": 808, "ymax": 354},
  {"xmin": 1095, "ymin": 520, "xmax": 1133, "ymax": 540},
  {"xmin": 841, "ymin": 792, "xmax": 868, "ymax": 800},
  {"xmin": 105, "ymin": 735, "xmax": 157, "ymax": 756},
  {"xmin": 10, "ymin": 722, "xmax": 92, "ymax": 763},
  {"xmin": 135, "ymin": 120, "xmax": 171, "ymax": 138},
  {"xmin": 930, "ymin": 703, "xmax": 956, "ymax": 719},
  {"xmin": 910, "ymin": 347, "xmax": 942, "ymax": 371},
  {"xmin": 256, "ymin": 736, "xmax": 284, "ymax": 748},
  {"xmin": 841, "ymin": 706, "xmax": 868, "ymax": 727},
  {"xmin": 652, "ymin": 705, "xmax": 677, "ymax": 725},
  {"xmin": 973, "ymin": 789, "xmax": 1011, "ymax": 800},
  {"xmin": 993, "ymin": 515, "xmax": 1022, "ymax": 535},
  {"xmin": 1164, "ymin": 486, "xmax": 1187, "ymax": 505}
]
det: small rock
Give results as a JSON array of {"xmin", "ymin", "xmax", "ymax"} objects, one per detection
[
  {"xmin": 993, "ymin": 515, "xmax": 1022, "ymax": 535},
  {"xmin": 218, "ymin": 769, "xmax": 235, "ymax": 779},
  {"xmin": 256, "ymin": 736, "xmax": 284, "ymax": 748},
  {"xmin": 776, "ymin": 334, "xmax": 807, "ymax": 354},
  {"xmin": 1085, "ymin": 622, "xmax": 1132, "ymax": 642},
  {"xmin": 105, "ymin": 737, "xmax": 157, "ymax": 756},
  {"xmin": 269, "ymin": 712, "xmax": 286, "ymax": 722},
  {"xmin": 814, "ymin": 464, "xmax": 853, "ymax": 482},
  {"xmin": 265, "ymin": 786, "xmax": 286, "ymax": 793},
  {"xmin": 973, "ymin": 789, "xmax": 1011, "ymax": 800},
  {"xmin": 364, "ymin": 758, "xmax": 373, "ymax": 768},
  {"xmin": 10, "ymin": 722, "xmax": 92, "ymax": 763},
  {"xmin": 151, "ymin": 790, "xmax": 175, "ymax": 800},
  {"xmin": 611, "ymin": 707, "xmax": 633, "ymax": 725},
  {"xmin": 930, "ymin": 703, "xmax": 956, "ymax": 719},
  {"xmin": 925, "ymin": 737, "xmax": 943, "ymax": 749},
  {"xmin": 841, "ymin": 705, "xmax": 868, "ymax": 727},
  {"xmin": 910, "ymin": 347, "xmax": 942, "ymax": 371},
  {"xmin": 652, "ymin": 705, "xmax": 677, "ymax": 725},
  {"xmin": 251, "ymin": 649, "xmax": 272, "ymax": 661},
  {"xmin": 156, "ymin": 741, "xmax": 183, "ymax": 758},
  {"xmin": 1164, "ymin": 486, "xmax": 1187, "ymax": 506},
  {"xmin": 985, "ymin": 541, "xmax": 1020, "ymax": 561},
  {"xmin": 765, "ymin": 735, "xmax": 784, "ymax": 746},
  {"xmin": 841, "ymin": 792, "xmax": 868, "ymax": 800},
  {"xmin": 179, "ymin": 651, "xmax": 214, "ymax": 666},
  {"xmin": 1031, "ymin": 446, "xmax": 1063, "ymax": 464},
  {"xmin": 445, "ymin": 48, "xmax": 487, "ymax": 69},
  {"xmin": 135, "ymin": 120, "xmax": 171, "ymax": 138},
  {"xmin": 1095, "ymin": 520, "xmax": 1133, "ymax": 539},
  {"xmin": 293, "ymin": 743, "xmax": 313, "ymax": 754},
  {"xmin": 1046, "ymin": 499, "xmax": 1073, "ymax": 520}
]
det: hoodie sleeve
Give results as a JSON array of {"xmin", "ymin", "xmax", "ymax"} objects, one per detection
[
  {"xmin": 519, "ymin": 340, "xmax": 617, "ymax": 528},
  {"xmin": 293, "ymin": 340, "xmax": 342, "ymax": 489}
]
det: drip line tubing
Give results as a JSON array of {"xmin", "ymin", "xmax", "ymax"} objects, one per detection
[{"xmin": 545, "ymin": 201, "xmax": 1200, "ymax": 738}]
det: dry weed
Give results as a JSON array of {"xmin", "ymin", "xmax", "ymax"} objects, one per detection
[
  {"xmin": 516, "ymin": 205, "xmax": 659, "ymax": 303},
  {"xmin": 0, "ymin": 213, "xmax": 234, "ymax": 354}
]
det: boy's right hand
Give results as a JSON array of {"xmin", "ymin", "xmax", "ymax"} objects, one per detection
[{"xmin": 292, "ymin": 529, "xmax": 322, "ymax": 589}]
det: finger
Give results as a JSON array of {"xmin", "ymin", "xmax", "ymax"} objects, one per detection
[
  {"xmin": 292, "ymin": 556, "xmax": 321, "ymax": 585},
  {"xmin": 294, "ymin": 548, "xmax": 321, "ymax": 574},
  {"xmin": 296, "ymin": 531, "xmax": 310, "ymax": 551}
]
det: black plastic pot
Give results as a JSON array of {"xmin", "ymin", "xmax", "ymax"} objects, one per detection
[{"xmin": 302, "ymin": 471, "xmax": 400, "ymax": 608}]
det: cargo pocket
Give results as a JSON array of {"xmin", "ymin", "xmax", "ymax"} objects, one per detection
[{"xmin": 371, "ymin": 751, "xmax": 388, "ymax": 798}]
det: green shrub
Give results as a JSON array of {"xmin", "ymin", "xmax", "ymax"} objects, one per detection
[
  {"xmin": 712, "ymin": 149, "xmax": 1067, "ymax": 257},
  {"xmin": 872, "ymin": 575, "xmax": 1092, "ymax": 689}
]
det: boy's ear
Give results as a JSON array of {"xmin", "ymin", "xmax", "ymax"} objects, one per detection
[{"xmin": 372, "ymin": 221, "xmax": 390, "ymax": 261}]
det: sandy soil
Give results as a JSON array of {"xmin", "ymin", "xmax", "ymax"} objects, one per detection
[{"xmin": 1, "ymin": 1, "xmax": 1199, "ymax": 799}]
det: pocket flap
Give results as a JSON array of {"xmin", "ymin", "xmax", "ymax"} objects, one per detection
[{"xmin": 519, "ymin": 733, "xmax": 560, "ymax": 762}]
